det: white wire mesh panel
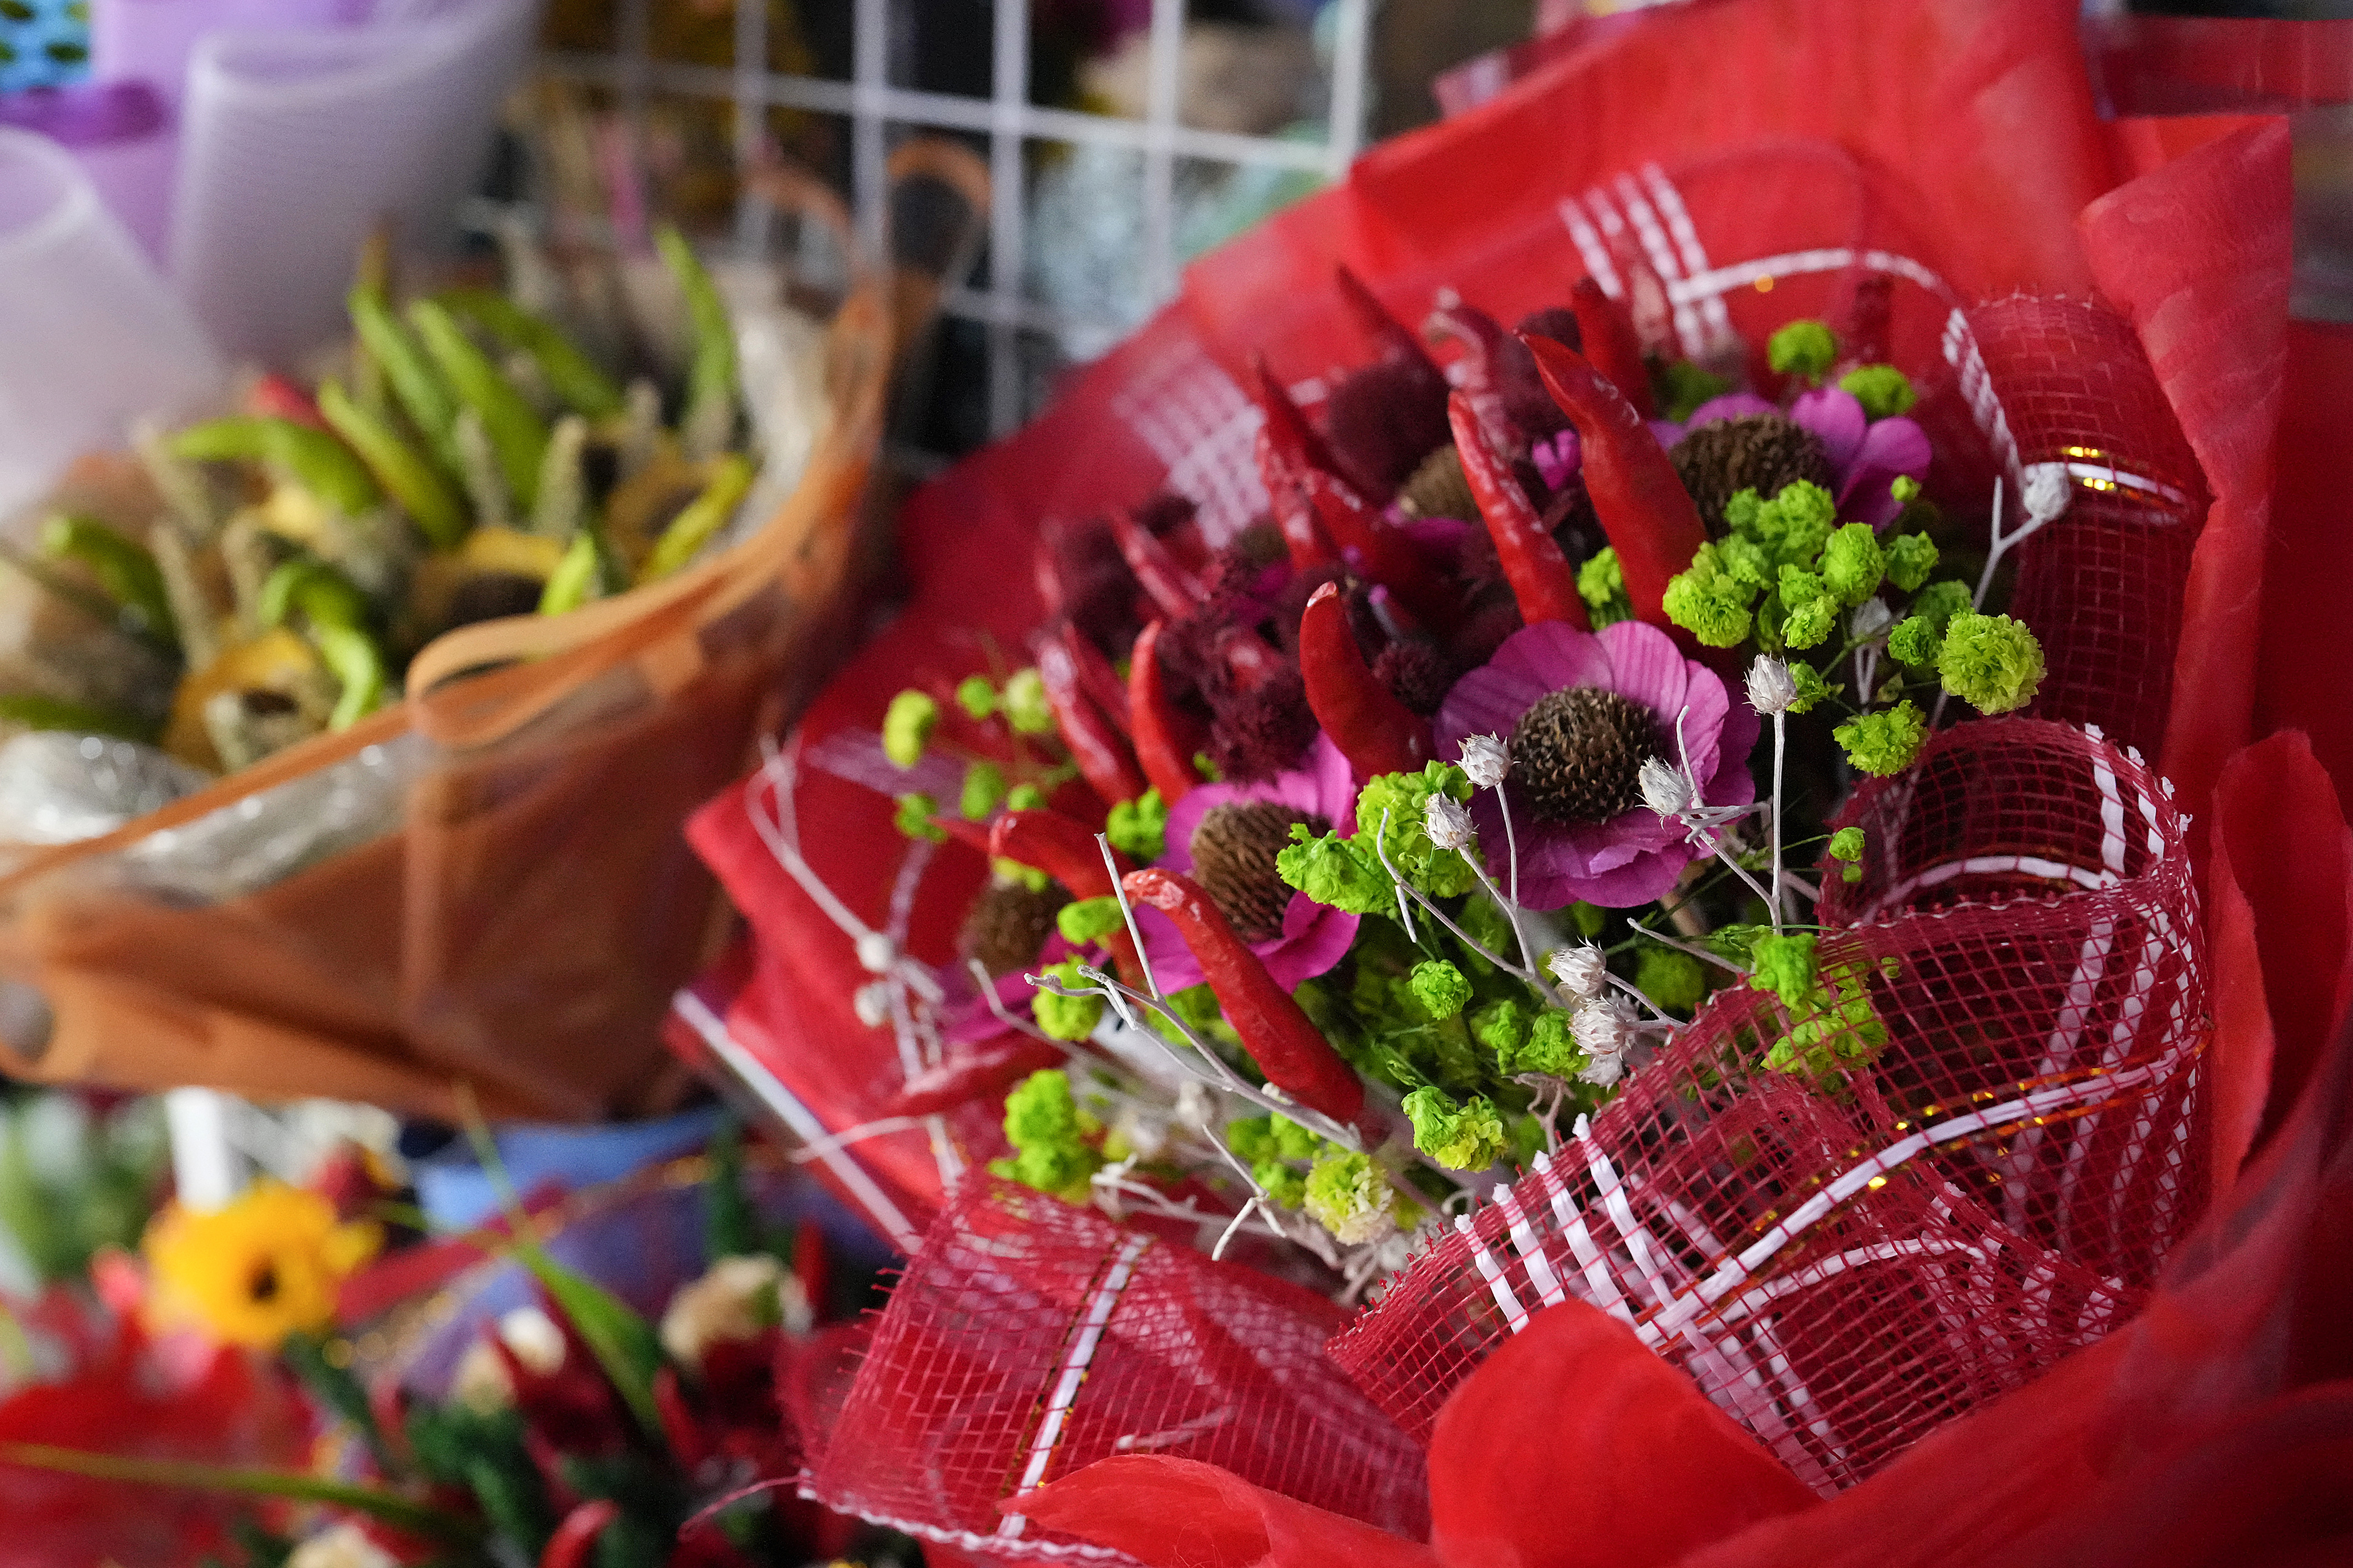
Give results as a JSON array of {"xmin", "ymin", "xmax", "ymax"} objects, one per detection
[{"xmin": 536, "ymin": 0, "xmax": 1372, "ymax": 446}]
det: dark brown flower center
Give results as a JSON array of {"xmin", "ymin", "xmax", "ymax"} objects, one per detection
[
  {"xmin": 249, "ymin": 1261, "xmax": 280, "ymax": 1304},
  {"xmin": 1396, "ymin": 443, "xmax": 1477, "ymax": 523},
  {"xmin": 959, "ymin": 879, "xmax": 1065, "ymax": 978},
  {"xmin": 1669, "ymin": 412, "xmax": 1835, "ymax": 532},
  {"xmin": 1509, "ymin": 687, "xmax": 1658, "ymax": 826},
  {"xmin": 1190, "ymin": 802, "xmax": 1327, "ymax": 942}
]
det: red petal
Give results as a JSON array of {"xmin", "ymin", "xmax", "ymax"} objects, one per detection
[
  {"xmin": 1014, "ymin": 1455, "xmax": 1439, "ymax": 1568},
  {"xmin": 1425, "ymin": 1302, "xmax": 1815, "ymax": 1568}
]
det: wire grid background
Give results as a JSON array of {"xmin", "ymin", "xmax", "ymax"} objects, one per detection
[{"xmin": 538, "ymin": 0, "xmax": 1374, "ymax": 453}]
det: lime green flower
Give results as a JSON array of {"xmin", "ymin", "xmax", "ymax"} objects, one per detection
[
  {"xmin": 1833, "ymin": 700, "xmax": 1927, "ymax": 777},
  {"xmin": 1937, "ymin": 612, "xmax": 2044, "ymax": 715},
  {"xmin": 1837, "ymin": 364, "xmax": 1917, "ymax": 418},
  {"xmin": 1409, "ymin": 960, "xmax": 1472, "ymax": 1021},
  {"xmin": 1401, "ymin": 1088, "xmax": 1507, "ymax": 1172},
  {"xmin": 882, "ymin": 690, "xmax": 939, "ymax": 768},
  {"xmin": 1767, "ymin": 320, "xmax": 1838, "ymax": 380},
  {"xmin": 1032, "ymin": 960, "xmax": 1105, "ymax": 1041}
]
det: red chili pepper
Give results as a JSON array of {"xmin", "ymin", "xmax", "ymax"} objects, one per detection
[
  {"xmin": 1424, "ymin": 296, "xmax": 1518, "ymax": 453},
  {"xmin": 1036, "ymin": 636, "xmax": 1146, "ymax": 807},
  {"xmin": 1298, "ymin": 581, "xmax": 1431, "ymax": 781},
  {"xmin": 1259, "ymin": 439, "xmax": 1338, "ymax": 569},
  {"xmin": 541, "ymin": 1500, "xmax": 622, "ymax": 1568},
  {"xmin": 990, "ymin": 808, "xmax": 1142, "ymax": 973},
  {"xmin": 1837, "ymin": 272, "xmax": 1893, "ymax": 372},
  {"xmin": 1122, "ymin": 869, "xmax": 1368, "ymax": 1133},
  {"xmin": 1520, "ymin": 334, "xmax": 1707, "ymax": 630},
  {"xmin": 1299, "ymin": 468, "xmax": 1457, "ymax": 631},
  {"xmin": 1160, "ymin": 514, "xmax": 1213, "ymax": 574},
  {"xmin": 887, "ymin": 1029, "xmax": 1067, "ymax": 1116},
  {"xmin": 1127, "ymin": 619, "xmax": 1207, "ymax": 803},
  {"xmin": 1251, "ymin": 354, "xmax": 1346, "ymax": 481},
  {"xmin": 1057, "ymin": 622, "xmax": 1130, "ymax": 730},
  {"xmin": 1446, "ymin": 392, "xmax": 1587, "ymax": 630},
  {"xmin": 1569, "ymin": 276, "xmax": 1655, "ymax": 419},
  {"xmin": 653, "ymin": 1366, "xmax": 710, "ymax": 1469},
  {"xmin": 1335, "ymin": 263, "xmax": 1443, "ymax": 381},
  {"xmin": 1108, "ymin": 508, "xmax": 1204, "ymax": 621}
]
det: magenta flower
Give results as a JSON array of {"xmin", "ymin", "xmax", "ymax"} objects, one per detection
[
  {"xmin": 1655, "ymin": 387, "xmax": 1930, "ymax": 531},
  {"xmin": 1137, "ymin": 733, "xmax": 1362, "ymax": 993},
  {"xmin": 1434, "ymin": 620, "xmax": 1758, "ymax": 909}
]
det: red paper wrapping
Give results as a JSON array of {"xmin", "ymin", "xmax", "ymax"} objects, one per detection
[{"xmin": 671, "ymin": 1, "xmax": 2353, "ymax": 1556}]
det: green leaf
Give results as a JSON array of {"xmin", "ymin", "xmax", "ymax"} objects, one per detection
[
  {"xmin": 458, "ymin": 1097, "xmax": 666, "ymax": 1434},
  {"xmin": 0, "ymin": 1444, "xmax": 474, "ymax": 1543}
]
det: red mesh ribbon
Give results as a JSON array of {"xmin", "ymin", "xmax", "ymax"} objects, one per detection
[
  {"xmin": 1956, "ymin": 296, "xmax": 2210, "ymax": 754},
  {"xmin": 805, "ymin": 1177, "xmax": 1429, "ymax": 1561},
  {"xmin": 1329, "ymin": 719, "xmax": 2204, "ymax": 1491}
]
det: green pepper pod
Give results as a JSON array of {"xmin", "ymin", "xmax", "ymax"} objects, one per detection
[
  {"xmin": 641, "ymin": 453, "xmax": 755, "ymax": 583},
  {"xmin": 37, "ymin": 515, "xmax": 176, "ymax": 649},
  {"xmin": 312, "ymin": 622, "xmax": 388, "ymax": 730},
  {"xmin": 408, "ymin": 299, "xmax": 549, "ymax": 512},
  {"xmin": 655, "ymin": 225, "xmax": 737, "ymax": 457},
  {"xmin": 0, "ymin": 691, "xmax": 155, "ymax": 742},
  {"xmin": 316, "ymin": 380, "xmax": 469, "ymax": 551},
  {"xmin": 349, "ymin": 287, "xmax": 460, "ymax": 461},
  {"xmin": 438, "ymin": 288, "xmax": 626, "ymax": 421},
  {"xmin": 538, "ymin": 531, "xmax": 602, "ymax": 616},
  {"xmin": 259, "ymin": 558, "xmax": 372, "ymax": 632},
  {"xmin": 172, "ymin": 416, "xmax": 382, "ymax": 519}
]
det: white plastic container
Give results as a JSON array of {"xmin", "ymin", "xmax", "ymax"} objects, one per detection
[
  {"xmin": 0, "ymin": 128, "xmax": 223, "ymax": 522},
  {"xmin": 168, "ymin": 0, "xmax": 540, "ymax": 363}
]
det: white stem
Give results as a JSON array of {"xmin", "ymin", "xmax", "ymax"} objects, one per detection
[
  {"xmin": 1768, "ymin": 710, "xmax": 1786, "ymax": 931},
  {"xmin": 1632, "ymin": 920, "xmax": 1747, "ymax": 975},
  {"xmin": 1496, "ymin": 785, "xmax": 1522, "ymax": 912},
  {"xmin": 1372, "ymin": 810, "xmax": 1550, "ymax": 996},
  {"xmin": 1100, "ymin": 832, "xmax": 1162, "ymax": 999}
]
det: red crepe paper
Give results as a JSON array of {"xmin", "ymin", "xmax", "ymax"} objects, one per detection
[
  {"xmin": 2077, "ymin": 118, "xmax": 2294, "ymax": 863},
  {"xmin": 673, "ymin": 5, "xmax": 2349, "ymax": 1556}
]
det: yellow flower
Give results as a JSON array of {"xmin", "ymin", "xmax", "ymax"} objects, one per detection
[{"xmin": 142, "ymin": 1181, "xmax": 382, "ymax": 1349}]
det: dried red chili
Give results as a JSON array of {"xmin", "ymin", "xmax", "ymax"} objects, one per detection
[
  {"xmin": 1446, "ymin": 392, "xmax": 1588, "ymax": 630},
  {"xmin": 1127, "ymin": 619, "xmax": 1209, "ymax": 803},
  {"xmin": 1122, "ymin": 868, "xmax": 1369, "ymax": 1134},
  {"xmin": 1568, "ymin": 275, "xmax": 1655, "ymax": 418},
  {"xmin": 1108, "ymin": 507, "xmax": 1206, "ymax": 621},
  {"xmin": 1520, "ymin": 333, "xmax": 1706, "ymax": 629},
  {"xmin": 1298, "ymin": 582, "xmax": 1432, "ymax": 781},
  {"xmin": 1300, "ymin": 467, "xmax": 1458, "ymax": 631},
  {"xmin": 1036, "ymin": 634, "xmax": 1146, "ymax": 807},
  {"xmin": 990, "ymin": 808, "xmax": 1142, "ymax": 974}
]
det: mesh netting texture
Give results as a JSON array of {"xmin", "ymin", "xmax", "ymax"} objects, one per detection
[
  {"xmin": 806, "ymin": 1177, "xmax": 1431, "ymax": 1561},
  {"xmin": 1960, "ymin": 296, "xmax": 2210, "ymax": 757},
  {"xmin": 1328, "ymin": 719, "xmax": 2204, "ymax": 1492}
]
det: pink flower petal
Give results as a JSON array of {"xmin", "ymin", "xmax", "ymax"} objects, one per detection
[
  {"xmin": 1838, "ymin": 416, "xmax": 1934, "ymax": 531},
  {"xmin": 1266, "ymin": 897, "xmax": 1361, "ymax": 988},
  {"xmin": 1648, "ymin": 418, "xmax": 1688, "ymax": 450},
  {"xmin": 1683, "ymin": 391, "xmax": 1778, "ymax": 429},
  {"xmin": 1492, "ymin": 621, "xmax": 1617, "ymax": 692},
  {"xmin": 1791, "ymin": 385, "xmax": 1866, "ymax": 472},
  {"xmin": 1595, "ymin": 620, "xmax": 1694, "ymax": 729}
]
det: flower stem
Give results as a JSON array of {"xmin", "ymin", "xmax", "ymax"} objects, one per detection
[{"xmin": 1768, "ymin": 710, "xmax": 1786, "ymax": 931}]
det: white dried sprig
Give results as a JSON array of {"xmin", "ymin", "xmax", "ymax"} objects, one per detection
[
  {"xmin": 1424, "ymin": 791, "xmax": 1474, "ymax": 852},
  {"xmin": 1745, "ymin": 655, "xmax": 1798, "ymax": 717},
  {"xmin": 1457, "ymin": 733, "xmax": 1509, "ymax": 791},
  {"xmin": 1547, "ymin": 943, "xmax": 1609, "ymax": 1000}
]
